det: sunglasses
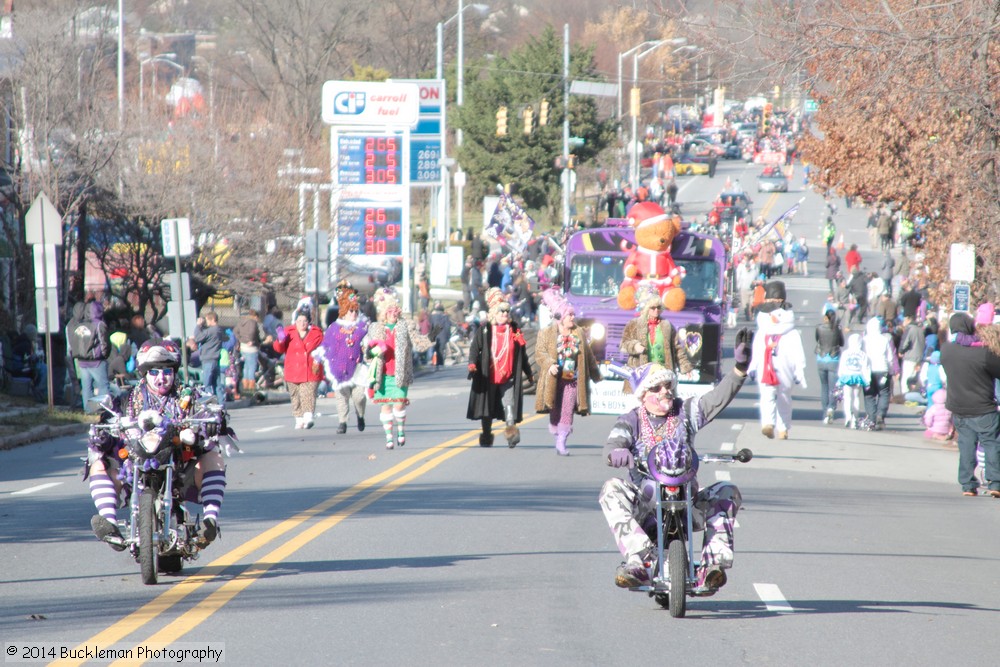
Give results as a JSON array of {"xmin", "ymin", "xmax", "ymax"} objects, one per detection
[
  {"xmin": 648, "ymin": 305, "xmax": 663, "ymax": 310},
  {"xmin": 646, "ymin": 383, "xmax": 672, "ymax": 393},
  {"xmin": 147, "ymin": 368, "xmax": 175, "ymax": 377}
]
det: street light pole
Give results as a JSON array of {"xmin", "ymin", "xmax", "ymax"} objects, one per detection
[
  {"xmin": 630, "ymin": 38, "xmax": 687, "ymax": 189},
  {"xmin": 117, "ymin": 0, "xmax": 124, "ymax": 128}
]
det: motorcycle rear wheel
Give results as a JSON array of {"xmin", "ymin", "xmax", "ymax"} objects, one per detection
[
  {"xmin": 668, "ymin": 539, "xmax": 687, "ymax": 618},
  {"xmin": 138, "ymin": 489, "xmax": 159, "ymax": 585}
]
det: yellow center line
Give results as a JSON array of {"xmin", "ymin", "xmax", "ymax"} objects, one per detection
[
  {"xmin": 112, "ymin": 439, "xmax": 485, "ymax": 665},
  {"xmin": 51, "ymin": 415, "xmax": 544, "ymax": 666},
  {"xmin": 759, "ymin": 192, "xmax": 780, "ymax": 220}
]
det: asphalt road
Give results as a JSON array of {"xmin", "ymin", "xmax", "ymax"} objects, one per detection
[{"xmin": 2, "ymin": 162, "xmax": 998, "ymax": 666}]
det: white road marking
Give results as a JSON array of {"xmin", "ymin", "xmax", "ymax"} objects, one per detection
[
  {"xmin": 754, "ymin": 583, "xmax": 794, "ymax": 612},
  {"xmin": 731, "ymin": 424, "xmax": 743, "ymax": 431},
  {"xmin": 12, "ymin": 482, "xmax": 62, "ymax": 495},
  {"xmin": 802, "ymin": 299, "xmax": 809, "ymax": 307},
  {"xmin": 733, "ymin": 519, "xmax": 740, "ymax": 529},
  {"xmin": 720, "ymin": 441, "xmax": 735, "ymax": 452},
  {"xmin": 715, "ymin": 470, "xmax": 731, "ymax": 481},
  {"xmin": 255, "ymin": 425, "xmax": 284, "ymax": 433}
]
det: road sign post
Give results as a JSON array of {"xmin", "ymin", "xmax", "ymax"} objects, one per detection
[
  {"xmin": 26, "ymin": 192, "xmax": 63, "ymax": 409},
  {"xmin": 161, "ymin": 218, "xmax": 193, "ymax": 380}
]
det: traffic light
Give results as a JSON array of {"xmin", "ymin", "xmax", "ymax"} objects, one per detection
[
  {"xmin": 523, "ymin": 105, "xmax": 534, "ymax": 135},
  {"xmin": 539, "ymin": 99, "xmax": 549, "ymax": 126},
  {"xmin": 566, "ymin": 154, "xmax": 575, "ymax": 170},
  {"xmin": 496, "ymin": 106, "xmax": 508, "ymax": 136}
]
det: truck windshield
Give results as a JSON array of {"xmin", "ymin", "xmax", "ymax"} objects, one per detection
[
  {"xmin": 568, "ymin": 256, "xmax": 719, "ymax": 302},
  {"xmin": 568, "ymin": 256, "xmax": 624, "ymax": 298}
]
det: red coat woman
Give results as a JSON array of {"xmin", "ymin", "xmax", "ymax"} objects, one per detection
[{"xmin": 272, "ymin": 309, "xmax": 324, "ymax": 429}]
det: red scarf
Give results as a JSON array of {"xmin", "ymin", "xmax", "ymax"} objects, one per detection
[
  {"xmin": 491, "ymin": 324, "xmax": 514, "ymax": 384},
  {"xmin": 647, "ymin": 317, "xmax": 659, "ymax": 342},
  {"xmin": 762, "ymin": 334, "xmax": 781, "ymax": 386}
]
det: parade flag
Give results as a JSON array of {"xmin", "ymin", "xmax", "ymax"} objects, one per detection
[
  {"xmin": 485, "ymin": 191, "xmax": 536, "ymax": 256},
  {"xmin": 737, "ymin": 198, "xmax": 803, "ymax": 253}
]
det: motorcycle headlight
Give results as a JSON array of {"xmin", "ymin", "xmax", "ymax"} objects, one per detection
[
  {"xmin": 140, "ymin": 430, "xmax": 163, "ymax": 454},
  {"xmin": 179, "ymin": 428, "xmax": 197, "ymax": 445},
  {"xmin": 590, "ymin": 322, "xmax": 606, "ymax": 341}
]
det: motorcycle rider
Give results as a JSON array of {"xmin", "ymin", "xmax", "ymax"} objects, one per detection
[
  {"xmin": 85, "ymin": 339, "xmax": 229, "ymax": 550},
  {"xmin": 598, "ymin": 328, "xmax": 753, "ymax": 591}
]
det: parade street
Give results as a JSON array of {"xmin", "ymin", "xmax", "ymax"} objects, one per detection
[{"xmin": 3, "ymin": 162, "xmax": 997, "ymax": 666}]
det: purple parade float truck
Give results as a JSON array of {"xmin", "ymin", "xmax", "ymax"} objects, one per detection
[{"xmin": 560, "ymin": 219, "xmax": 729, "ymax": 415}]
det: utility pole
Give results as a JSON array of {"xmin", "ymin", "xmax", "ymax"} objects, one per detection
[{"xmin": 562, "ymin": 23, "xmax": 570, "ymax": 229}]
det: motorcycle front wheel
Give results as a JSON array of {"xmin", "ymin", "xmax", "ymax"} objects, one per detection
[
  {"xmin": 668, "ymin": 539, "xmax": 687, "ymax": 618},
  {"xmin": 138, "ymin": 489, "xmax": 159, "ymax": 585}
]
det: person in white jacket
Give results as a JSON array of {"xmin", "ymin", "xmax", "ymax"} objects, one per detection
[
  {"xmin": 748, "ymin": 282, "xmax": 808, "ymax": 439},
  {"xmin": 862, "ymin": 317, "xmax": 896, "ymax": 430}
]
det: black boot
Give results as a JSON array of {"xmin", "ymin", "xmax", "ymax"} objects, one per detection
[
  {"xmin": 479, "ymin": 419, "xmax": 494, "ymax": 447},
  {"xmin": 91, "ymin": 515, "xmax": 126, "ymax": 551}
]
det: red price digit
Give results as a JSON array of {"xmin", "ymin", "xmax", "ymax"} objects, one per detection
[
  {"xmin": 365, "ymin": 208, "xmax": 375, "ymax": 222},
  {"xmin": 365, "ymin": 239, "xmax": 374, "ymax": 253},
  {"xmin": 387, "ymin": 170, "xmax": 397, "ymax": 184},
  {"xmin": 377, "ymin": 137, "xmax": 386, "ymax": 152},
  {"xmin": 365, "ymin": 153, "xmax": 375, "ymax": 168},
  {"xmin": 376, "ymin": 208, "xmax": 386, "ymax": 223},
  {"xmin": 365, "ymin": 168, "xmax": 374, "ymax": 184},
  {"xmin": 387, "ymin": 224, "xmax": 398, "ymax": 239},
  {"xmin": 364, "ymin": 222, "xmax": 375, "ymax": 238},
  {"xmin": 376, "ymin": 239, "xmax": 386, "ymax": 254},
  {"xmin": 365, "ymin": 137, "xmax": 374, "ymax": 151},
  {"xmin": 387, "ymin": 138, "xmax": 397, "ymax": 151},
  {"xmin": 386, "ymin": 153, "xmax": 397, "ymax": 168}
]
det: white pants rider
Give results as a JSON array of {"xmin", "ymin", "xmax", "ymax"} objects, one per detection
[{"xmin": 758, "ymin": 383, "xmax": 793, "ymax": 432}]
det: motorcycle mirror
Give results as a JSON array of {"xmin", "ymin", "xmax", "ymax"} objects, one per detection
[
  {"xmin": 93, "ymin": 394, "xmax": 116, "ymax": 415},
  {"xmin": 735, "ymin": 448, "xmax": 753, "ymax": 463}
]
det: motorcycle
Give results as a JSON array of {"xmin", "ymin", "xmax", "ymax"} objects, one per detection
[
  {"xmin": 89, "ymin": 389, "xmax": 234, "ymax": 585},
  {"xmin": 632, "ymin": 443, "xmax": 753, "ymax": 617}
]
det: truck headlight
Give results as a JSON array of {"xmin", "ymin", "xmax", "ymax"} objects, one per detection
[{"xmin": 590, "ymin": 322, "xmax": 606, "ymax": 341}]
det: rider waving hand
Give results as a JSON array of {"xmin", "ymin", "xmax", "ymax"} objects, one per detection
[{"xmin": 598, "ymin": 328, "xmax": 752, "ymax": 591}]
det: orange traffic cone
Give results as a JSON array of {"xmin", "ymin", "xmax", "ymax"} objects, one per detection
[{"xmin": 836, "ymin": 233, "xmax": 845, "ymax": 250}]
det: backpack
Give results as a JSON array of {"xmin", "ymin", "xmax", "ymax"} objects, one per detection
[{"xmin": 69, "ymin": 321, "xmax": 102, "ymax": 361}]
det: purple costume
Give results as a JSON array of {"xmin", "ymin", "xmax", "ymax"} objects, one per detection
[
  {"xmin": 315, "ymin": 317, "xmax": 369, "ymax": 389},
  {"xmin": 315, "ymin": 315, "xmax": 370, "ymax": 428}
]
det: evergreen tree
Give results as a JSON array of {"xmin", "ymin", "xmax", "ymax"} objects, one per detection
[{"xmin": 455, "ymin": 27, "xmax": 614, "ymax": 216}]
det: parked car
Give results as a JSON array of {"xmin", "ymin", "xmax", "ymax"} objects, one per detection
[
  {"xmin": 334, "ymin": 256, "xmax": 403, "ymax": 296},
  {"xmin": 756, "ymin": 165, "xmax": 789, "ymax": 193}
]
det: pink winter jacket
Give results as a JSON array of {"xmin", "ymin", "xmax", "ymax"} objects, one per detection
[{"xmin": 922, "ymin": 389, "xmax": 953, "ymax": 438}]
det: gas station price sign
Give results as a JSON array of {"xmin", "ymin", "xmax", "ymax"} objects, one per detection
[
  {"xmin": 336, "ymin": 135, "xmax": 402, "ymax": 185},
  {"xmin": 336, "ymin": 202, "xmax": 404, "ymax": 256}
]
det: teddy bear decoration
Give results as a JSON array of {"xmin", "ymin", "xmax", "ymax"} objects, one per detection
[{"xmin": 617, "ymin": 201, "xmax": 687, "ymax": 312}]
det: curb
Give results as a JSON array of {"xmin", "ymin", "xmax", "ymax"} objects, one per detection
[{"xmin": 0, "ymin": 423, "xmax": 90, "ymax": 451}]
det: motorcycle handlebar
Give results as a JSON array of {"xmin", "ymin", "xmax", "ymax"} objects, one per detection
[{"xmin": 700, "ymin": 448, "xmax": 753, "ymax": 464}]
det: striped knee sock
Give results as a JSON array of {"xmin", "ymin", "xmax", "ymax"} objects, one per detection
[
  {"xmin": 393, "ymin": 408, "xmax": 406, "ymax": 446},
  {"xmin": 89, "ymin": 472, "xmax": 118, "ymax": 522},
  {"xmin": 200, "ymin": 470, "xmax": 227, "ymax": 523},
  {"xmin": 380, "ymin": 412, "xmax": 394, "ymax": 446}
]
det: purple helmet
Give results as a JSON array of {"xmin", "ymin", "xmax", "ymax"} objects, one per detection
[{"xmin": 646, "ymin": 441, "xmax": 698, "ymax": 486}]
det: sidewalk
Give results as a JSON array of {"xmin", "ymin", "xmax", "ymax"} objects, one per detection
[{"xmin": 734, "ymin": 401, "xmax": 957, "ymax": 486}]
